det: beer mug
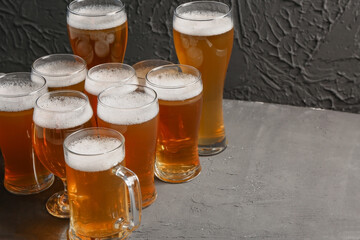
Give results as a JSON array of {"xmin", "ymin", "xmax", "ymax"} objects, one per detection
[
  {"xmin": 0, "ymin": 72, "xmax": 54, "ymax": 194},
  {"xmin": 146, "ymin": 64, "xmax": 203, "ymax": 183},
  {"xmin": 64, "ymin": 127, "xmax": 141, "ymax": 240},
  {"xmin": 132, "ymin": 59, "xmax": 173, "ymax": 85}
]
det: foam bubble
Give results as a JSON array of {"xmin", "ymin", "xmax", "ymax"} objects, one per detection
[
  {"xmin": 33, "ymin": 96, "xmax": 93, "ymax": 129},
  {"xmin": 147, "ymin": 72, "xmax": 202, "ymax": 101},
  {"xmin": 65, "ymin": 136, "xmax": 124, "ymax": 172},
  {"xmin": 68, "ymin": 5, "xmax": 127, "ymax": 30},
  {"xmin": 33, "ymin": 60, "xmax": 87, "ymax": 88},
  {"xmin": 85, "ymin": 68, "xmax": 137, "ymax": 95},
  {"xmin": 173, "ymin": 11, "xmax": 233, "ymax": 36}
]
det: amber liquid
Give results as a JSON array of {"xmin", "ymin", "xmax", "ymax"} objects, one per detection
[
  {"xmin": 173, "ymin": 28, "xmax": 234, "ymax": 146},
  {"xmin": 68, "ymin": 21, "xmax": 128, "ymax": 69},
  {"xmin": 84, "ymin": 90, "xmax": 99, "ymax": 126},
  {"xmin": 48, "ymin": 80, "xmax": 85, "ymax": 92}
]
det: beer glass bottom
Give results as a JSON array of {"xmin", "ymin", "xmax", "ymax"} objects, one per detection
[
  {"xmin": 4, "ymin": 174, "xmax": 54, "ymax": 195},
  {"xmin": 155, "ymin": 164, "xmax": 201, "ymax": 184},
  {"xmin": 142, "ymin": 191, "xmax": 157, "ymax": 209},
  {"xmin": 198, "ymin": 137, "xmax": 227, "ymax": 156},
  {"xmin": 68, "ymin": 226, "xmax": 129, "ymax": 240},
  {"xmin": 46, "ymin": 191, "xmax": 70, "ymax": 218}
]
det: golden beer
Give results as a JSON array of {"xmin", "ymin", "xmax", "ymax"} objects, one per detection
[
  {"xmin": 67, "ymin": 0, "xmax": 128, "ymax": 69},
  {"xmin": 173, "ymin": 2, "xmax": 234, "ymax": 155},
  {"xmin": 146, "ymin": 65, "xmax": 203, "ymax": 183},
  {"xmin": 0, "ymin": 73, "xmax": 53, "ymax": 194},
  {"xmin": 32, "ymin": 54, "xmax": 87, "ymax": 92},
  {"xmin": 132, "ymin": 59, "xmax": 173, "ymax": 85},
  {"xmin": 97, "ymin": 85, "xmax": 159, "ymax": 208}
]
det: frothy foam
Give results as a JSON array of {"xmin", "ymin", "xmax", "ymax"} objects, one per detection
[
  {"xmin": 173, "ymin": 11, "xmax": 233, "ymax": 36},
  {"xmin": 68, "ymin": 5, "xmax": 127, "ymax": 30},
  {"xmin": 33, "ymin": 96, "xmax": 93, "ymax": 129},
  {"xmin": 147, "ymin": 72, "xmax": 202, "ymax": 101},
  {"xmin": 98, "ymin": 89, "xmax": 158, "ymax": 125},
  {"xmin": 85, "ymin": 68, "xmax": 137, "ymax": 95},
  {"xmin": 33, "ymin": 60, "xmax": 86, "ymax": 88},
  {"xmin": 65, "ymin": 136, "xmax": 124, "ymax": 172}
]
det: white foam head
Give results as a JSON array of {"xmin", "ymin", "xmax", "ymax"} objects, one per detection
[
  {"xmin": 98, "ymin": 85, "xmax": 158, "ymax": 125},
  {"xmin": 67, "ymin": 3, "xmax": 127, "ymax": 30},
  {"xmin": 85, "ymin": 65, "xmax": 137, "ymax": 95},
  {"xmin": 173, "ymin": 10, "xmax": 233, "ymax": 36},
  {"xmin": 65, "ymin": 136, "xmax": 124, "ymax": 172},
  {"xmin": 33, "ymin": 59, "xmax": 87, "ymax": 88},
  {"xmin": 0, "ymin": 73, "xmax": 47, "ymax": 112},
  {"xmin": 33, "ymin": 94, "xmax": 93, "ymax": 129}
]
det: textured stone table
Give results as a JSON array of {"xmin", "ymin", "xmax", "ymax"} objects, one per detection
[{"xmin": 1, "ymin": 100, "xmax": 360, "ymax": 239}]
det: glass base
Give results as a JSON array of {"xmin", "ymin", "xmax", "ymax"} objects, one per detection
[
  {"xmin": 142, "ymin": 191, "xmax": 157, "ymax": 209},
  {"xmin": 4, "ymin": 174, "xmax": 54, "ymax": 195},
  {"xmin": 198, "ymin": 137, "xmax": 227, "ymax": 156},
  {"xmin": 155, "ymin": 165, "xmax": 201, "ymax": 184},
  {"xmin": 46, "ymin": 191, "xmax": 70, "ymax": 218},
  {"xmin": 68, "ymin": 227, "xmax": 129, "ymax": 240}
]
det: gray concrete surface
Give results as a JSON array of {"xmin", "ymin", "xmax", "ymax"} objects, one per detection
[{"xmin": 1, "ymin": 100, "xmax": 360, "ymax": 239}]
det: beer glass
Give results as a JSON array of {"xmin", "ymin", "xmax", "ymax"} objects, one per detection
[
  {"xmin": 132, "ymin": 59, "xmax": 173, "ymax": 85},
  {"xmin": 32, "ymin": 54, "xmax": 87, "ymax": 92},
  {"xmin": 0, "ymin": 73, "xmax": 54, "ymax": 194},
  {"xmin": 67, "ymin": 0, "xmax": 128, "ymax": 69},
  {"xmin": 64, "ymin": 127, "xmax": 141, "ymax": 240},
  {"xmin": 173, "ymin": 1, "xmax": 234, "ymax": 155},
  {"xmin": 33, "ymin": 90, "xmax": 94, "ymax": 218},
  {"xmin": 146, "ymin": 64, "xmax": 203, "ymax": 183},
  {"xmin": 97, "ymin": 84, "xmax": 159, "ymax": 208},
  {"xmin": 85, "ymin": 63, "xmax": 137, "ymax": 121}
]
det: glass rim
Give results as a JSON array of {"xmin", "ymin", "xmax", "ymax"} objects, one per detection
[
  {"xmin": 32, "ymin": 54, "xmax": 87, "ymax": 78},
  {"xmin": 35, "ymin": 90, "xmax": 90, "ymax": 113},
  {"xmin": 132, "ymin": 59, "xmax": 174, "ymax": 68},
  {"xmin": 98, "ymin": 83, "xmax": 158, "ymax": 111},
  {"xmin": 174, "ymin": 1, "xmax": 232, "ymax": 22},
  {"xmin": 0, "ymin": 72, "xmax": 47, "ymax": 98},
  {"xmin": 87, "ymin": 63, "xmax": 136, "ymax": 84},
  {"xmin": 146, "ymin": 64, "xmax": 202, "ymax": 90},
  {"xmin": 67, "ymin": 0, "xmax": 125, "ymax": 17},
  {"xmin": 64, "ymin": 127, "xmax": 125, "ymax": 158}
]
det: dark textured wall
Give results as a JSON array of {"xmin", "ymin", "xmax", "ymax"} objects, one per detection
[{"xmin": 1, "ymin": 0, "xmax": 360, "ymax": 112}]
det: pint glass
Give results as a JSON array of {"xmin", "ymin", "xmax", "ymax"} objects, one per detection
[
  {"xmin": 173, "ymin": 1, "xmax": 234, "ymax": 155},
  {"xmin": 67, "ymin": 0, "xmax": 128, "ymax": 68},
  {"xmin": 146, "ymin": 64, "xmax": 203, "ymax": 183},
  {"xmin": 64, "ymin": 127, "xmax": 141, "ymax": 240},
  {"xmin": 132, "ymin": 59, "xmax": 173, "ymax": 85},
  {"xmin": 33, "ymin": 90, "xmax": 94, "ymax": 218},
  {"xmin": 32, "ymin": 54, "xmax": 87, "ymax": 92},
  {"xmin": 0, "ymin": 73, "xmax": 54, "ymax": 194},
  {"xmin": 97, "ymin": 85, "xmax": 159, "ymax": 208}
]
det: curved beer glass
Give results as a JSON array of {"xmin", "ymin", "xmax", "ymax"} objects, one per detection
[
  {"xmin": 0, "ymin": 73, "xmax": 54, "ymax": 194},
  {"xmin": 33, "ymin": 90, "xmax": 94, "ymax": 218},
  {"xmin": 64, "ymin": 127, "xmax": 141, "ymax": 240},
  {"xmin": 32, "ymin": 54, "xmax": 87, "ymax": 92},
  {"xmin": 67, "ymin": 0, "xmax": 128, "ymax": 68},
  {"xmin": 97, "ymin": 84, "xmax": 159, "ymax": 208},
  {"xmin": 146, "ymin": 64, "xmax": 203, "ymax": 183},
  {"xmin": 133, "ymin": 59, "xmax": 173, "ymax": 85},
  {"xmin": 173, "ymin": 1, "xmax": 234, "ymax": 155}
]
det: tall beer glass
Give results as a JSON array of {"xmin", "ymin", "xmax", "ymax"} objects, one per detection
[
  {"xmin": 67, "ymin": 0, "xmax": 128, "ymax": 69},
  {"xmin": 64, "ymin": 127, "xmax": 141, "ymax": 240},
  {"xmin": 33, "ymin": 90, "xmax": 94, "ymax": 218},
  {"xmin": 173, "ymin": 1, "xmax": 234, "ymax": 155},
  {"xmin": 97, "ymin": 85, "xmax": 159, "ymax": 208},
  {"xmin": 133, "ymin": 59, "xmax": 173, "ymax": 85},
  {"xmin": 85, "ymin": 63, "xmax": 137, "ymax": 121},
  {"xmin": 32, "ymin": 54, "xmax": 87, "ymax": 92},
  {"xmin": 0, "ymin": 73, "xmax": 54, "ymax": 194},
  {"xmin": 146, "ymin": 64, "xmax": 203, "ymax": 183}
]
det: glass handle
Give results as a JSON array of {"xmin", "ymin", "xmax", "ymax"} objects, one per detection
[{"xmin": 115, "ymin": 165, "xmax": 142, "ymax": 231}]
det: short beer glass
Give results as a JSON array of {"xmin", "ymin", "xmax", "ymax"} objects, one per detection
[
  {"xmin": 67, "ymin": 0, "xmax": 128, "ymax": 68},
  {"xmin": 33, "ymin": 90, "xmax": 94, "ymax": 218},
  {"xmin": 132, "ymin": 59, "xmax": 173, "ymax": 85},
  {"xmin": 146, "ymin": 64, "xmax": 203, "ymax": 183},
  {"xmin": 64, "ymin": 127, "xmax": 141, "ymax": 240},
  {"xmin": 97, "ymin": 84, "xmax": 159, "ymax": 208},
  {"xmin": 0, "ymin": 73, "xmax": 54, "ymax": 194},
  {"xmin": 173, "ymin": 1, "xmax": 234, "ymax": 155},
  {"xmin": 32, "ymin": 54, "xmax": 87, "ymax": 92}
]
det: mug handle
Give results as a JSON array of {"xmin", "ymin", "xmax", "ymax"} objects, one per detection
[{"xmin": 114, "ymin": 165, "xmax": 142, "ymax": 231}]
